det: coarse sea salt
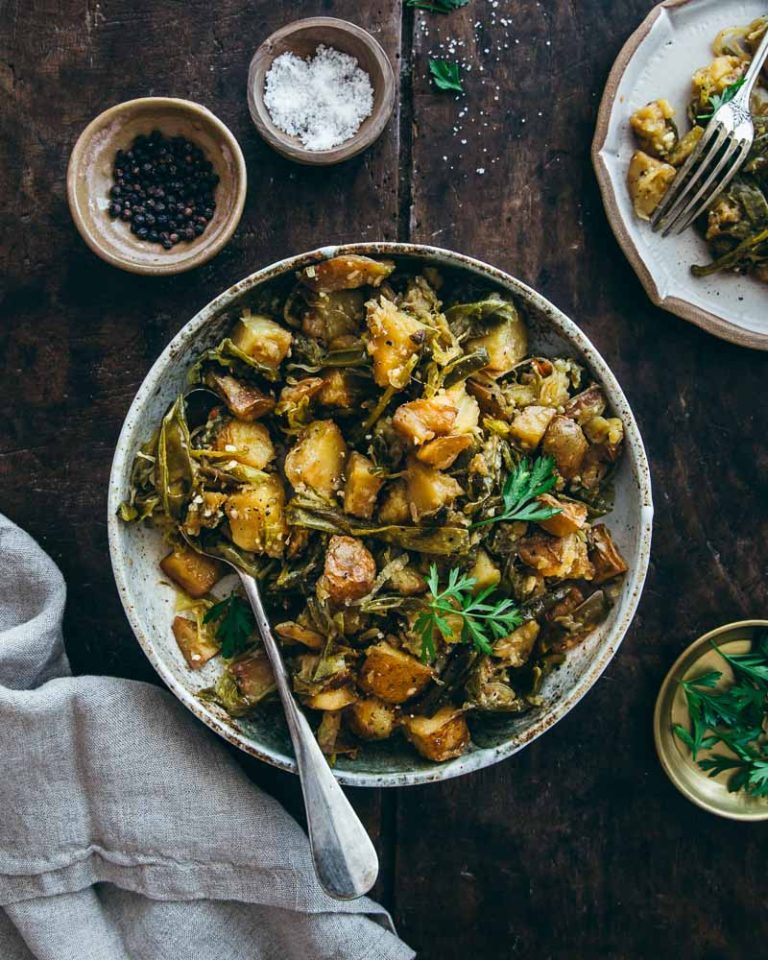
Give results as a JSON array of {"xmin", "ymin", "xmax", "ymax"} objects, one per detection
[{"xmin": 263, "ymin": 45, "xmax": 374, "ymax": 151}]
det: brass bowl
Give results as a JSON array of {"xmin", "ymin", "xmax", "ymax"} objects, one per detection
[
  {"xmin": 247, "ymin": 18, "xmax": 396, "ymax": 165},
  {"xmin": 654, "ymin": 619, "xmax": 768, "ymax": 821},
  {"xmin": 67, "ymin": 97, "xmax": 247, "ymax": 276}
]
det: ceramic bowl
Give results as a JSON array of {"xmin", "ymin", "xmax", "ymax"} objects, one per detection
[
  {"xmin": 247, "ymin": 18, "xmax": 396, "ymax": 165},
  {"xmin": 593, "ymin": 0, "xmax": 768, "ymax": 350},
  {"xmin": 67, "ymin": 97, "xmax": 247, "ymax": 276},
  {"xmin": 107, "ymin": 242, "xmax": 654, "ymax": 787}
]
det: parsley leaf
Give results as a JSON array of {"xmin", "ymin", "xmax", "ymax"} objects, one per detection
[
  {"xmin": 471, "ymin": 455, "xmax": 562, "ymax": 530},
  {"xmin": 407, "ymin": 0, "xmax": 469, "ymax": 11},
  {"xmin": 203, "ymin": 594, "xmax": 255, "ymax": 659},
  {"xmin": 429, "ymin": 59, "xmax": 464, "ymax": 93},
  {"xmin": 415, "ymin": 563, "xmax": 523, "ymax": 662},
  {"xmin": 696, "ymin": 77, "xmax": 747, "ymax": 122}
]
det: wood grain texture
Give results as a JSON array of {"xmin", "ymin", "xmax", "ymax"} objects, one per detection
[{"xmin": 1, "ymin": 0, "xmax": 767, "ymax": 956}]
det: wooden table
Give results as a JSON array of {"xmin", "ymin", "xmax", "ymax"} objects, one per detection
[{"xmin": 2, "ymin": 1, "xmax": 766, "ymax": 956}]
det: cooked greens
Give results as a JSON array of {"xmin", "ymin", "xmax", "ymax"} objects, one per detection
[
  {"xmin": 120, "ymin": 254, "xmax": 628, "ymax": 763},
  {"xmin": 628, "ymin": 15, "xmax": 768, "ymax": 282}
]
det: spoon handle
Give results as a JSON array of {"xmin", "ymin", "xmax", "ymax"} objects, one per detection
[{"xmin": 238, "ymin": 571, "xmax": 379, "ymax": 900}]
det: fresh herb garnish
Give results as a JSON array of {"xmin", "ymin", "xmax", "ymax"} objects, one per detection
[
  {"xmin": 696, "ymin": 77, "xmax": 747, "ymax": 122},
  {"xmin": 407, "ymin": 0, "xmax": 469, "ymax": 12},
  {"xmin": 415, "ymin": 564, "xmax": 522, "ymax": 662},
  {"xmin": 429, "ymin": 59, "xmax": 464, "ymax": 93},
  {"xmin": 673, "ymin": 631, "xmax": 768, "ymax": 798},
  {"xmin": 471, "ymin": 455, "xmax": 562, "ymax": 530},
  {"xmin": 203, "ymin": 594, "xmax": 255, "ymax": 659}
]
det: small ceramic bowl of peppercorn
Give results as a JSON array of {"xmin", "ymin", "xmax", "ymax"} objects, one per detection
[{"xmin": 67, "ymin": 97, "xmax": 247, "ymax": 276}]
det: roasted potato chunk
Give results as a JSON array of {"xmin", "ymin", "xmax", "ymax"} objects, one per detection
[
  {"xmin": 378, "ymin": 480, "xmax": 411, "ymax": 524},
  {"xmin": 231, "ymin": 650, "xmax": 276, "ymax": 704},
  {"xmin": 318, "ymin": 369, "xmax": 358, "ymax": 408},
  {"xmin": 468, "ymin": 549, "xmax": 501, "ymax": 593},
  {"xmin": 231, "ymin": 310, "xmax": 292, "ymax": 369},
  {"xmin": 393, "ymin": 393, "xmax": 457, "ymax": 445},
  {"xmin": 628, "ymin": 150, "xmax": 677, "ymax": 220},
  {"xmin": 630, "ymin": 99, "xmax": 677, "ymax": 159},
  {"xmin": 590, "ymin": 524, "xmax": 628, "ymax": 584},
  {"xmin": 508, "ymin": 405, "xmax": 556, "ymax": 449},
  {"xmin": 276, "ymin": 377, "xmax": 324, "ymax": 412},
  {"xmin": 415, "ymin": 434, "xmax": 472, "ymax": 469},
  {"xmin": 160, "ymin": 547, "xmax": 223, "ymax": 598},
  {"xmin": 402, "ymin": 707, "xmax": 470, "ymax": 762},
  {"xmin": 518, "ymin": 532, "xmax": 594, "ymax": 580},
  {"xmin": 564, "ymin": 385, "xmax": 606, "ymax": 426},
  {"xmin": 305, "ymin": 686, "xmax": 357, "ymax": 711},
  {"xmin": 207, "ymin": 372, "xmax": 275, "ymax": 421},
  {"xmin": 301, "ymin": 289, "xmax": 365, "ymax": 342},
  {"xmin": 284, "ymin": 420, "xmax": 347, "ymax": 498},
  {"xmin": 691, "ymin": 56, "xmax": 746, "ymax": 114},
  {"xmin": 366, "ymin": 296, "xmax": 426, "ymax": 389},
  {"xmin": 493, "ymin": 620, "xmax": 540, "ymax": 667},
  {"xmin": 225, "ymin": 475, "xmax": 287, "ymax": 557},
  {"xmin": 389, "ymin": 566, "xmax": 427, "ymax": 596},
  {"xmin": 467, "ymin": 311, "xmax": 527, "ymax": 379},
  {"xmin": 359, "ymin": 641, "xmax": 434, "ymax": 704},
  {"xmin": 542, "ymin": 415, "xmax": 589, "ymax": 480},
  {"xmin": 214, "ymin": 419, "xmax": 275, "ymax": 470},
  {"xmin": 343, "ymin": 452, "xmax": 384, "ymax": 520},
  {"xmin": 346, "ymin": 697, "xmax": 397, "ymax": 741},
  {"xmin": 320, "ymin": 535, "xmax": 377, "ymax": 604},
  {"xmin": 183, "ymin": 491, "xmax": 227, "ymax": 537},
  {"xmin": 446, "ymin": 382, "xmax": 480, "ymax": 434},
  {"xmin": 405, "ymin": 456, "xmax": 464, "ymax": 521},
  {"xmin": 274, "ymin": 621, "xmax": 324, "ymax": 650},
  {"xmin": 172, "ymin": 615, "xmax": 220, "ymax": 670},
  {"xmin": 299, "ymin": 255, "xmax": 395, "ymax": 292},
  {"xmin": 584, "ymin": 416, "xmax": 624, "ymax": 461},
  {"xmin": 537, "ymin": 494, "xmax": 588, "ymax": 537}
]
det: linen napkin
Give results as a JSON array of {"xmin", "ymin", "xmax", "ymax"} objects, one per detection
[{"xmin": 0, "ymin": 514, "xmax": 415, "ymax": 960}]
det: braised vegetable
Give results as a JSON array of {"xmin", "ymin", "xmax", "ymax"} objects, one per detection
[{"xmin": 120, "ymin": 254, "xmax": 628, "ymax": 763}]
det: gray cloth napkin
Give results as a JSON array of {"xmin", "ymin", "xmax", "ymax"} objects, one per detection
[{"xmin": 0, "ymin": 515, "xmax": 414, "ymax": 960}]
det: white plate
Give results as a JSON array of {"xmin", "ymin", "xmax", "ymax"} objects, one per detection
[
  {"xmin": 593, "ymin": 0, "xmax": 768, "ymax": 350},
  {"xmin": 108, "ymin": 242, "xmax": 653, "ymax": 787}
]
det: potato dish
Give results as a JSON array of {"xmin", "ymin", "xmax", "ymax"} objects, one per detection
[
  {"xmin": 120, "ymin": 254, "xmax": 628, "ymax": 763},
  {"xmin": 628, "ymin": 16, "xmax": 768, "ymax": 281}
]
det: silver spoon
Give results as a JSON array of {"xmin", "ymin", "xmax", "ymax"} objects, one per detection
[{"xmin": 183, "ymin": 391, "xmax": 379, "ymax": 900}]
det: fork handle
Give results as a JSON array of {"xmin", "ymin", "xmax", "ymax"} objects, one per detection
[
  {"xmin": 739, "ymin": 27, "xmax": 768, "ymax": 98},
  {"xmin": 238, "ymin": 571, "xmax": 379, "ymax": 900}
]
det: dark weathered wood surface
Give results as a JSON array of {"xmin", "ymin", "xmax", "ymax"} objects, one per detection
[{"xmin": 1, "ymin": 1, "xmax": 766, "ymax": 956}]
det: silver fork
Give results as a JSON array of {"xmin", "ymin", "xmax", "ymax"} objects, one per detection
[{"xmin": 651, "ymin": 27, "xmax": 768, "ymax": 237}]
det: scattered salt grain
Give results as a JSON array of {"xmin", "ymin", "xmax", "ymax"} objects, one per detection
[{"xmin": 263, "ymin": 45, "xmax": 374, "ymax": 151}]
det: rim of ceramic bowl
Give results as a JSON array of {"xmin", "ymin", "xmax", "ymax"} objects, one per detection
[
  {"xmin": 108, "ymin": 242, "xmax": 654, "ymax": 787},
  {"xmin": 67, "ymin": 96, "xmax": 247, "ymax": 276}
]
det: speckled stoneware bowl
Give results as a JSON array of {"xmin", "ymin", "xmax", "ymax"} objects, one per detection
[
  {"xmin": 67, "ymin": 97, "xmax": 246, "ymax": 276},
  {"xmin": 108, "ymin": 243, "xmax": 654, "ymax": 787}
]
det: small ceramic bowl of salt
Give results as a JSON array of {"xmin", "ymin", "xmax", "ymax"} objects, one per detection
[{"xmin": 248, "ymin": 17, "xmax": 396, "ymax": 165}]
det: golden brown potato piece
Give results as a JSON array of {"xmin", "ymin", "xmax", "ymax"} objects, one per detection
[
  {"xmin": 359, "ymin": 641, "xmax": 434, "ymax": 704},
  {"xmin": 518, "ymin": 532, "xmax": 594, "ymax": 580},
  {"xmin": 405, "ymin": 456, "xmax": 464, "ymax": 521},
  {"xmin": 378, "ymin": 480, "xmax": 411, "ymax": 524},
  {"xmin": 346, "ymin": 697, "xmax": 397, "ymax": 741},
  {"xmin": 393, "ymin": 394, "xmax": 457, "ymax": 445},
  {"xmin": 231, "ymin": 650, "xmax": 276, "ymax": 703},
  {"xmin": 590, "ymin": 524, "xmax": 628, "ymax": 584},
  {"xmin": 160, "ymin": 547, "xmax": 223, "ymax": 598},
  {"xmin": 537, "ymin": 494, "xmax": 588, "ymax": 537},
  {"xmin": 172, "ymin": 615, "xmax": 220, "ymax": 670},
  {"xmin": 318, "ymin": 369, "xmax": 357, "ymax": 408},
  {"xmin": 274, "ymin": 621, "xmax": 324, "ymax": 650},
  {"xmin": 630, "ymin": 99, "xmax": 677, "ymax": 158},
  {"xmin": 225, "ymin": 475, "xmax": 287, "ymax": 558},
  {"xmin": 402, "ymin": 707, "xmax": 470, "ymax": 762},
  {"xmin": 691, "ymin": 56, "xmax": 745, "ymax": 113},
  {"xmin": 468, "ymin": 549, "xmax": 501, "ymax": 593},
  {"xmin": 467, "ymin": 311, "xmax": 527, "ymax": 379},
  {"xmin": 508, "ymin": 405, "xmax": 556, "ymax": 450},
  {"xmin": 415, "ymin": 434, "xmax": 473, "ymax": 469},
  {"xmin": 284, "ymin": 420, "xmax": 347, "ymax": 498},
  {"xmin": 343, "ymin": 452, "xmax": 384, "ymax": 520},
  {"xmin": 214, "ymin": 420, "xmax": 275, "ymax": 470},
  {"xmin": 207, "ymin": 372, "xmax": 275, "ymax": 421},
  {"xmin": 542, "ymin": 415, "xmax": 589, "ymax": 480},
  {"xmin": 231, "ymin": 310, "xmax": 292, "ymax": 369},
  {"xmin": 305, "ymin": 686, "xmax": 358, "ymax": 711},
  {"xmin": 628, "ymin": 151, "xmax": 676, "ymax": 220},
  {"xmin": 299, "ymin": 255, "xmax": 395, "ymax": 292},
  {"xmin": 493, "ymin": 620, "xmax": 540, "ymax": 667},
  {"xmin": 563, "ymin": 385, "xmax": 606, "ymax": 426},
  {"xmin": 583, "ymin": 416, "xmax": 624, "ymax": 462},
  {"xmin": 445, "ymin": 382, "xmax": 480, "ymax": 434},
  {"xmin": 389, "ymin": 566, "xmax": 427, "ymax": 596},
  {"xmin": 276, "ymin": 377, "xmax": 324, "ymax": 412},
  {"xmin": 301, "ymin": 289, "xmax": 365, "ymax": 342},
  {"xmin": 366, "ymin": 296, "xmax": 426, "ymax": 389},
  {"xmin": 183, "ymin": 491, "xmax": 228, "ymax": 537},
  {"xmin": 322, "ymin": 535, "xmax": 377, "ymax": 604}
]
